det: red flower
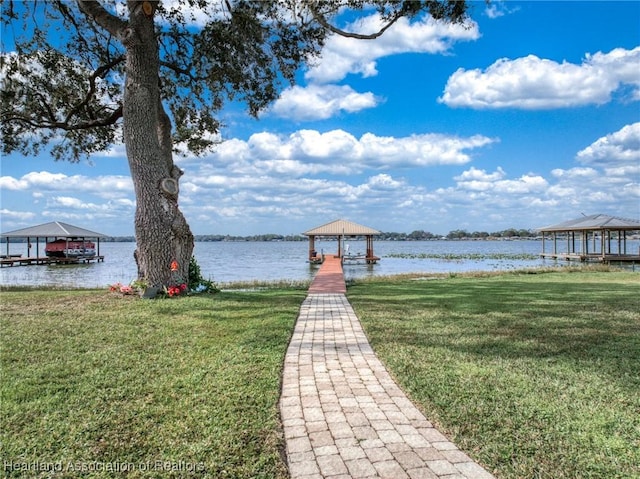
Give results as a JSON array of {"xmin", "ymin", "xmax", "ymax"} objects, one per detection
[{"xmin": 170, "ymin": 260, "xmax": 179, "ymax": 272}]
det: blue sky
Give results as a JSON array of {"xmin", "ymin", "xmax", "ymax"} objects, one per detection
[{"xmin": 1, "ymin": 1, "xmax": 639, "ymax": 236}]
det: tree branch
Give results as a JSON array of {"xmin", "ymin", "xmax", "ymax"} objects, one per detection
[
  {"xmin": 4, "ymin": 105, "xmax": 123, "ymax": 132},
  {"xmin": 76, "ymin": 0, "xmax": 127, "ymax": 37},
  {"xmin": 306, "ymin": 1, "xmax": 405, "ymax": 40},
  {"xmin": 160, "ymin": 60, "xmax": 193, "ymax": 78},
  {"xmin": 64, "ymin": 55, "xmax": 125, "ymax": 124}
]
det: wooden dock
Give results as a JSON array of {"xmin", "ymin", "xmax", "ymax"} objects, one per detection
[
  {"xmin": 0, "ymin": 255, "xmax": 105, "ymax": 267},
  {"xmin": 308, "ymin": 255, "xmax": 346, "ymax": 294},
  {"xmin": 540, "ymin": 253, "xmax": 640, "ymax": 263}
]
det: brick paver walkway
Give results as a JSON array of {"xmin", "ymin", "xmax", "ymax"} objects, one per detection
[{"xmin": 280, "ymin": 257, "xmax": 496, "ymax": 479}]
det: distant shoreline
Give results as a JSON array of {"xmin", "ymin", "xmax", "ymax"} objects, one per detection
[
  {"xmin": 2, "ymin": 233, "xmax": 640, "ymax": 244},
  {"xmin": 4, "ymin": 235, "xmax": 546, "ymax": 243},
  {"xmin": 4, "ymin": 230, "xmax": 638, "ymax": 244}
]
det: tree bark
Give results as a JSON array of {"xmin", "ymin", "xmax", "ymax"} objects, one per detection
[{"xmin": 123, "ymin": 1, "xmax": 193, "ymax": 287}]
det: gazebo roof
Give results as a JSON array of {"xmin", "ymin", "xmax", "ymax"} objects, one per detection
[
  {"xmin": 537, "ymin": 214, "xmax": 640, "ymax": 232},
  {"xmin": 303, "ymin": 219, "xmax": 380, "ymax": 236},
  {"xmin": 1, "ymin": 221, "xmax": 107, "ymax": 238}
]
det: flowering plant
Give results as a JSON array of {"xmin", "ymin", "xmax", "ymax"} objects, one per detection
[
  {"xmin": 166, "ymin": 283, "xmax": 187, "ymax": 297},
  {"xmin": 108, "ymin": 258, "xmax": 217, "ymax": 299},
  {"xmin": 109, "ymin": 282, "xmax": 136, "ymax": 295},
  {"xmin": 164, "ymin": 260, "xmax": 188, "ymax": 297}
]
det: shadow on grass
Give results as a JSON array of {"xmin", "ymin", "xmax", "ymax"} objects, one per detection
[
  {"xmin": 349, "ymin": 278, "xmax": 640, "ymax": 386},
  {"xmin": 1, "ymin": 287, "xmax": 308, "ymax": 479},
  {"xmin": 348, "ymin": 274, "xmax": 640, "ymax": 478}
]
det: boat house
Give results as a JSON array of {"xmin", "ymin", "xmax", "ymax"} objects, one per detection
[
  {"xmin": 1, "ymin": 221, "xmax": 107, "ymax": 267},
  {"xmin": 537, "ymin": 214, "xmax": 640, "ymax": 263},
  {"xmin": 303, "ymin": 219, "xmax": 381, "ymax": 264}
]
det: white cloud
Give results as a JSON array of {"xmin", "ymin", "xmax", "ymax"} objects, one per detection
[
  {"xmin": 288, "ymin": 129, "xmax": 363, "ymax": 163},
  {"xmin": 181, "ymin": 171, "xmax": 416, "ymax": 226},
  {"xmin": 0, "ymin": 208, "xmax": 36, "ymax": 220},
  {"xmin": 181, "ymin": 150, "xmax": 638, "ymax": 235},
  {"xmin": 605, "ymin": 164, "xmax": 640, "ymax": 178},
  {"xmin": 366, "ymin": 173, "xmax": 404, "ymax": 190},
  {"xmin": 0, "ymin": 172, "xmax": 134, "ymax": 232},
  {"xmin": 454, "ymin": 166, "xmax": 506, "ymax": 182},
  {"xmin": 154, "ymin": 0, "xmax": 226, "ymax": 28},
  {"xmin": 201, "ymin": 129, "xmax": 496, "ymax": 176},
  {"xmin": 454, "ymin": 167, "xmax": 548, "ymax": 193},
  {"xmin": 0, "ymin": 171, "xmax": 133, "ymax": 198},
  {"xmin": 550, "ymin": 167, "xmax": 599, "ymax": 179},
  {"xmin": 50, "ymin": 196, "xmax": 95, "ymax": 209},
  {"xmin": 440, "ymin": 47, "xmax": 640, "ymax": 109},
  {"xmin": 270, "ymin": 84, "xmax": 380, "ymax": 120},
  {"xmin": 484, "ymin": 2, "xmax": 519, "ymax": 19},
  {"xmin": 547, "ymin": 164, "xmax": 637, "ymax": 206},
  {"xmin": 0, "ymin": 176, "xmax": 27, "ymax": 191},
  {"xmin": 5, "ymin": 146, "xmax": 637, "ymax": 237},
  {"xmin": 576, "ymin": 122, "xmax": 640, "ymax": 166},
  {"xmin": 307, "ymin": 13, "xmax": 479, "ymax": 83}
]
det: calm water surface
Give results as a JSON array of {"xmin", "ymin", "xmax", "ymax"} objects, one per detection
[{"xmin": 1, "ymin": 239, "xmax": 637, "ymax": 288}]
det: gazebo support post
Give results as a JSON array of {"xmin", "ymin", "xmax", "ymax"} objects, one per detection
[
  {"xmin": 366, "ymin": 235, "xmax": 375, "ymax": 263},
  {"xmin": 308, "ymin": 235, "xmax": 316, "ymax": 261},
  {"xmin": 571, "ymin": 230, "xmax": 575, "ymax": 256}
]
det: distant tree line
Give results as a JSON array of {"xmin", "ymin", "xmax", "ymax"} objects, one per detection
[
  {"xmin": 444, "ymin": 228, "xmax": 538, "ymax": 240},
  {"xmin": 376, "ymin": 228, "xmax": 537, "ymax": 241},
  {"xmin": 99, "ymin": 228, "xmax": 538, "ymax": 242},
  {"xmin": 101, "ymin": 234, "xmax": 306, "ymax": 242}
]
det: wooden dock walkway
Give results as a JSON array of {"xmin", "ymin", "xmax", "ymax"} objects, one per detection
[
  {"xmin": 308, "ymin": 255, "xmax": 346, "ymax": 294},
  {"xmin": 0, "ymin": 256, "xmax": 104, "ymax": 267},
  {"xmin": 540, "ymin": 253, "xmax": 640, "ymax": 263}
]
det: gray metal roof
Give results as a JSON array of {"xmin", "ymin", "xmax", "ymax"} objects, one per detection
[
  {"xmin": 537, "ymin": 214, "xmax": 640, "ymax": 232},
  {"xmin": 1, "ymin": 221, "xmax": 107, "ymax": 238},
  {"xmin": 303, "ymin": 219, "xmax": 380, "ymax": 236}
]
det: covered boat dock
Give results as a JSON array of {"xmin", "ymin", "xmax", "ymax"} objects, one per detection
[
  {"xmin": 303, "ymin": 219, "xmax": 381, "ymax": 264},
  {"xmin": 1, "ymin": 221, "xmax": 106, "ymax": 267},
  {"xmin": 537, "ymin": 214, "xmax": 640, "ymax": 263}
]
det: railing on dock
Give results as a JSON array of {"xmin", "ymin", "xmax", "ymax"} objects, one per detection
[{"xmin": 0, "ymin": 255, "xmax": 105, "ymax": 267}]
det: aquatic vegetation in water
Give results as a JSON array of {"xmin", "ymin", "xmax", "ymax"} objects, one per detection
[{"xmin": 385, "ymin": 252, "xmax": 539, "ymax": 261}]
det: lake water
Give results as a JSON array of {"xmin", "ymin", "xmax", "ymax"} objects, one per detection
[{"xmin": 1, "ymin": 239, "xmax": 638, "ymax": 288}]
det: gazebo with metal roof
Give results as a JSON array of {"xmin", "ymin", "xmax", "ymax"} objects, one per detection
[
  {"xmin": 303, "ymin": 219, "xmax": 381, "ymax": 264},
  {"xmin": 1, "ymin": 221, "xmax": 107, "ymax": 264},
  {"xmin": 537, "ymin": 214, "xmax": 640, "ymax": 263}
]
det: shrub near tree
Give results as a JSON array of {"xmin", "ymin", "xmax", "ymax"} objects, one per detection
[{"xmin": 1, "ymin": 0, "xmax": 469, "ymax": 289}]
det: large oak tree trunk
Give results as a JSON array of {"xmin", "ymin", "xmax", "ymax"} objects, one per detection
[{"xmin": 122, "ymin": 1, "xmax": 193, "ymax": 287}]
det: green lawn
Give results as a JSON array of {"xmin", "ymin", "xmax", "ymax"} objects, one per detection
[
  {"xmin": 347, "ymin": 270, "xmax": 640, "ymax": 479},
  {"xmin": 2, "ymin": 271, "xmax": 639, "ymax": 479},
  {"xmin": 1, "ymin": 288, "xmax": 306, "ymax": 478}
]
